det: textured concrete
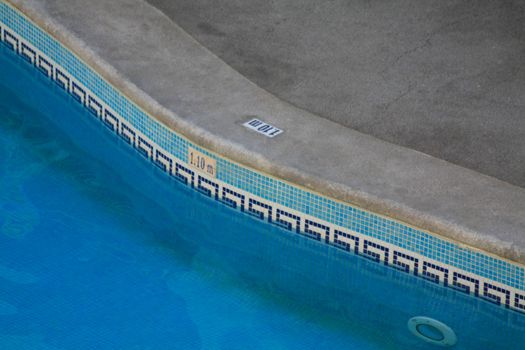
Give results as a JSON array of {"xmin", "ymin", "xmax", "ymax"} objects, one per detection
[
  {"xmin": 7, "ymin": 0, "xmax": 525, "ymax": 264},
  {"xmin": 146, "ymin": 0, "xmax": 525, "ymax": 188}
]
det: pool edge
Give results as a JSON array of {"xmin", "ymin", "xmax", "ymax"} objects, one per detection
[{"xmin": 2, "ymin": 0, "xmax": 525, "ymax": 314}]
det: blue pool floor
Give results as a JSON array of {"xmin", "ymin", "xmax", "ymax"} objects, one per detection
[{"xmin": 0, "ymin": 45, "xmax": 524, "ymax": 349}]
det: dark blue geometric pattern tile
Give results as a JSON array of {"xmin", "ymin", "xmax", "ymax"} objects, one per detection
[
  {"xmin": 452, "ymin": 272, "xmax": 480, "ymax": 296},
  {"xmin": 333, "ymin": 229, "xmax": 359, "ymax": 254},
  {"xmin": 363, "ymin": 240, "xmax": 389, "ymax": 265},
  {"xmin": 392, "ymin": 251, "xmax": 418, "ymax": 275},
  {"xmin": 103, "ymin": 109, "xmax": 119, "ymax": 132},
  {"xmin": 119, "ymin": 122, "xmax": 136, "ymax": 145},
  {"xmin": 87, "ymin": 95, "xmax": 103, "ymax": 117},
  {"xmin": 514, "ymin": 293, "xmax": 525, "ymax": 313},
  {"xmin": 483, "ymin": 283, "xmax": 510, "ymax": 307},
  {"xmin": 220, "ymin": 187, "xmax": 245, "ymax": 211},
  {"xmin": 71, "ymin": 81, "xmax": 86, "ymax": 105},
  {"xmin": 197, "ymin": 175, "xmax": 219, "ymax": 199},
  {"xmin": 20, "ymin": 42, "xmax": 35, "ymax": 64},
  {"xmin": 174, "ymin": 163, "xmax": 195, "ymax": 187},
  {"xmin": 37, "ymin": 56, "xmax": 53, "ymax": 77},
  {"xmin": 247, "ymin": 198, "xmax": 272, "ymax": 222},
  {"xmin": 54, "ymin": 68, "xmax": 70, "ymax": 91},
  {"xmin": 422, "ymin": 262, "xmax": 449, "ymax": 286},
  {"xmin": 304, "ymin": 219, "xmax": 330, "ymax": 243},
  {"xmin": 155, "ymin": 149, "xmax": 173, "ymax": 173},
  {"xmin": 136, "ymin": 136, "xmax": 153, "ymax": 159},
  {"xmin": 274, "ymin": 209, "xmax": 301, "ymax": 233},
  {"xmin": 2, "ymin": 29, "xmax": 18, "ymax": 51}
]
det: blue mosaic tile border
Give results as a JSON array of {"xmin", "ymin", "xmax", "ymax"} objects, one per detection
[{"xmin": 1, "ymin": 1, "xmax": 525, "ymax": 315}]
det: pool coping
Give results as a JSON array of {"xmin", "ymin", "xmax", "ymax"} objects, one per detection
[{"xmin": 5, "ymin": 0, "xmax": 525, "ymax": 265}]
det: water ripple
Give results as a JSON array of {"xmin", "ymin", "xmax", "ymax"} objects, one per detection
[
  {"xmin": 0, "ymin": 300, "xmax": 17, "ymax": 316},
  {"xmin": 0, "ymin": 264, "xmax": 38, "ymax": 284}
]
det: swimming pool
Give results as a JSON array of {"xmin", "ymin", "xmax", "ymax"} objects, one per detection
[{"xmin": 1, "ymin": 34, "xmax": 525, "ymax": 350}]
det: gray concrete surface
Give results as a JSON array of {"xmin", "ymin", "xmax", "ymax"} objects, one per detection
[
  {"xmin": 146, "ymin": 0, "xmax": 525, "ymax": 188},
  {"xmin": 7, "ymin": 0, "xmax": 525, "ymax": 264}
]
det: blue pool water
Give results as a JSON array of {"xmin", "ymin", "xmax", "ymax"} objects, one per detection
[{"xmin": 0, "ymin": 45, "xmax": 524, "ymax": 350}]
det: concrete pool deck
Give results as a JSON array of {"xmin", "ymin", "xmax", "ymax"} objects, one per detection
[
  {"xmin": 8, "ymin": 0, "xmax": 525, "ymax": 264},
  {"xmin": 147, "ymin": 0, "xmax": 525, "ymax": 190}
]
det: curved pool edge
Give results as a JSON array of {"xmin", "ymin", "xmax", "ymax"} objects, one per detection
[{"xmin": 2, "ymin": 0, "xmax": 525, "ymax": 313}]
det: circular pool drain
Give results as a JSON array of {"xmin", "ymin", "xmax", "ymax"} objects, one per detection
[{"xmin": 408, "ymin": 316, "xmax": 457, "ymax": 347}]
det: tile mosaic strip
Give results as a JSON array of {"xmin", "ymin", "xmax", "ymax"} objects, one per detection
[{"xmin": 1, "ymin": 1, "xmax": 524, "ymax": 316}]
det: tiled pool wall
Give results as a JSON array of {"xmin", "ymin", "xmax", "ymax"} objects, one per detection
[{"xmin": 2, "ymin": 0, "xmax": 525, "ymax": 316}]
